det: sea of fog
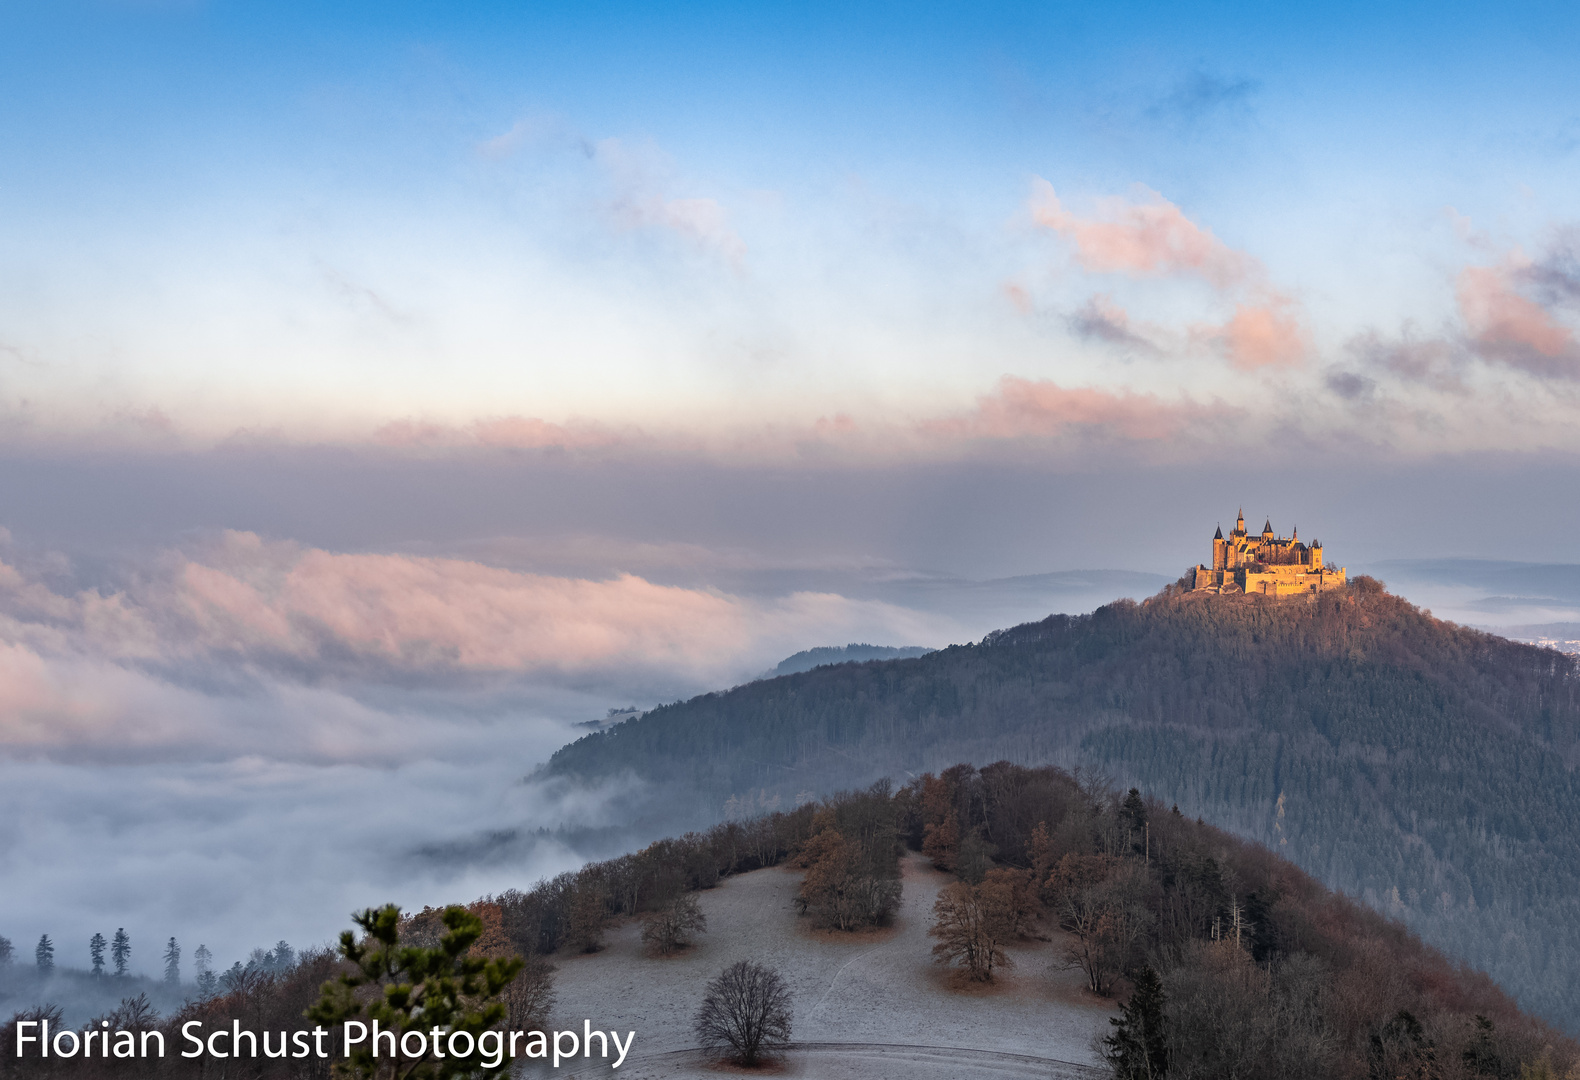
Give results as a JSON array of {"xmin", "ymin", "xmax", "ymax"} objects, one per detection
[{"xmin": 0, "ymin": 532, "xmax": 1171, "ymax": 984}]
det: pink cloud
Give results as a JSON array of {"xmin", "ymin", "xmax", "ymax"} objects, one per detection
[
  {"xmin": 921, "ymin": 376, "xmax": 1228, "ymax": 443},
  {"xmin": 597, "ymin": 138, "xmax": 746, "ymax": 265},
  {"xmin": 1456, "ymin": 259, "xmax": 1578, "ymax": 376},
  {"xmin": 0, "ymin": 533, "xmax": 932, "ymax": 686},
  {"xmin": 169, "ymin": 540, "xmax": 750, "ymax": 675},
  {"xmin": 1211, "ymin": 295, "xmax": 1309, "ymax": 370},
  {"xmin": 1028, "ymin": 179, "xmax": 1312, "ymax": 373},
  {"xmin": 1029, "ymin": 179, "xmax": 1253, "ymax": 289},
  {"xmin": 470, "ymin": 416, "xmax": 625, "ymax": 450},
  {"xmin": 371, "ymin": 419, "xmax": 454, "ymax": 448},
  {"xmin": 0, "ymin": 536, "xmax": 949, "ymax": 758}
]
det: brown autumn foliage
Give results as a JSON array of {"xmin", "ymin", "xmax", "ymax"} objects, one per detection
[
  {"xmin": 902, "ymin": 761, "xmax": 1580, "ymax": 1079},
  {"xmin": 466, "ymin": 901, "xmax": 511, "ymax": 958},
  {"xmin": 928, "ymin": 881, "xmax": 1014, "ymax": 982},
  {"xmin": 792, "ymin": 792, "xmax": 902, "ymax": 930},
  {"xmin": 1044, "ymin": 852, "xmax": 1119, "ymax": 905},
  {"xmin": 981, "ymin": 867, "xmax": 1039, "ymax": 939},
  {"xmin": 920, "ymin": 773, "xmax": 961, "ymax": 871}
]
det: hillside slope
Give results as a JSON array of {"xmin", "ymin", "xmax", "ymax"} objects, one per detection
[
  {"xmin": 530, "ymin": 854, "xmax": 1108, "ymax": 1078},
  {"xmin": 547, "ymin": 581, "xmax": 1580, "ymax": 1030}
]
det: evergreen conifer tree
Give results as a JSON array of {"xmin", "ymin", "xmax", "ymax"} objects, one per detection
[
  {"xmin": 1103, "ymin": 964, "xmax": 1168, "ymax": 1079},
  {"xmin": 90, "ymin": 932, "xmax": 107, "ymax": 977},
  {"xmin": 193, "ymin": 944, "xmax": 216, "ymax": 999},
  {"xmin": 111, "ymin": 928, "xmax": 131, "ymax": 976},
  {"xmin": 163, "ymin": 938, "xmax": 181, "ymax": 984},
  {"xmin": 1462, "ymin": 1015, "xmax": 1505, "ymax": 1076},
  {"xmin": 0, "ymin": 935, "xmax": 12, "ymax": 965},
  {"xmin": 270, "ymin": 940, "xmax": 294, "ymax": 969},
  {"xmin": 1120, "ymin": 788, "xmax": 1148, "ymax": 855},
  {"xmin": 35, "ymin": 935, "xmax": 54, "ymax": 975},
  {"xmin": 309, "ymin": 904, "xmax": 521, "ymax": 1080}
]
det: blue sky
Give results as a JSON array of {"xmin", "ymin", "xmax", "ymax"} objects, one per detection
[{"xmin": 3, "ymin": 1, "xmax": 1579, "ymax": 453}]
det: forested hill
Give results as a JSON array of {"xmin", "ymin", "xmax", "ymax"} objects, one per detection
[{"xmin": 547, "ymin": 579, "xmax": 1580, "ymax": 1031}]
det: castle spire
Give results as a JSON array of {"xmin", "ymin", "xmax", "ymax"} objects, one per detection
[{"xmin": 1214, "ymin": 523, "xmax": 1224, "ymax": 540}]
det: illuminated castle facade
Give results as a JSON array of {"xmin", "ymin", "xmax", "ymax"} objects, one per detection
[{"xmin": 1189, "ymin": 510, "xmax": 1347, "ymax": 596}]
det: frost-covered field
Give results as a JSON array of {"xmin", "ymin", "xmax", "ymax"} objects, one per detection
[{"xmin": 529, "ymin": 854, "xmax": 1112, "ymax": 1078}]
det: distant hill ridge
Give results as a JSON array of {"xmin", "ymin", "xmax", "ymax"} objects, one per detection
[
  {"xmin": 770, "ymin": 643, "xmax": 934, "ymax": 678},
  {"xmin": 549, "ymin": 580, "xmax": 1580, "ymax": 1032}
]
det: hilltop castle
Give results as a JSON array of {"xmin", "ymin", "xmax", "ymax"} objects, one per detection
[{"xmin": 1189, "ymin": 510, "xmax": 1347, "ymax": 596}]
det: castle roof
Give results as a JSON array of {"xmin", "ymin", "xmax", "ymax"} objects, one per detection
[
  {"xmin": 1262, "ymin": 518, "xmax": 1273, "ymax": 533},
  {"xmin": 1214, "ymin": 524, "xmax": 1223, "ymax": 539}
]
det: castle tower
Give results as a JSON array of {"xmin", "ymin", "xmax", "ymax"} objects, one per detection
[
  {"xmin": 1235, "ymin": 509, "xmax": 1246, "ymax": 537},
  {"xmin": 1213, "ymin": 523, "xmax": 1227, "ymax": 570},
  {"xmin": 1262, "ymin": 518, "xmax": 1274, "ymax": 540}
]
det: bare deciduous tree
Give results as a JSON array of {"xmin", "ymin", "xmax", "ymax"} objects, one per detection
[
  {"xmin": 93, "ymin": 992, "xmax": 160, "ymax": 1032},
  {"xmin": 641, "ymin": 893, "xmax": 707, "ymax": 955},
  {"xmin": 502, "ymin": 952, "xmax": 557, "ymax": 1031},
  {"xmin": 694, "ymin": 960, "xmax": 793, "ymax": 1067},
  {"xmin": 1059, "ymin": 882, "xmax": 1151, "ymax": 997}
]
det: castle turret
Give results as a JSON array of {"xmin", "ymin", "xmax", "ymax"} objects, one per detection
[
  {"xmin": 1262, "ymin": 518, "xmax": 1274, "ymax": 540},
  {"xmin": 1235, "ymin": 509, "xmax": 1246, "ymax": 537}
]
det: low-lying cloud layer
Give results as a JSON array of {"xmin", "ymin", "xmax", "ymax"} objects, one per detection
[
  {"xmin": 0, "ymin": 526, "xmax": 966, "ymax": 978},
  {"xmin": 0, "ymin": 530, "xmax": 955, "ymax": 762}
]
